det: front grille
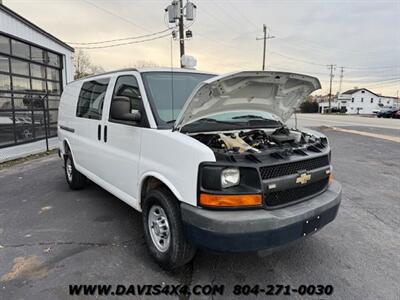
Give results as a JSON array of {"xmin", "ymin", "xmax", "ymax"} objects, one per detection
[
  {"xmin": 265, "ymin": 178, "xmax": 329, "ymax": 207},
  {"xmin": 259, "ymin": 155, "xmax": 330, "ymax": 180}
]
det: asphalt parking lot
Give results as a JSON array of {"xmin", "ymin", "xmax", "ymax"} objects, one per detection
[{"xmin": 0, "ymin": 115, "xmax": 399, "ymax": 299}]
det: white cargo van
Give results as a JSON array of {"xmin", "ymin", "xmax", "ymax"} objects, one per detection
[{"xmin": 58, "ymin": 69, "xmax": 341, "ymax": 269}]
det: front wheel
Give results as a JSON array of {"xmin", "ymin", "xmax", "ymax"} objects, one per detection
[{"xmin": 142, "ymin": 188, "xmax": 196, "ymax": 270}]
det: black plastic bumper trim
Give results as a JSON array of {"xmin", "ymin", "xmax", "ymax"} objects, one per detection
[{"xmin": 183, "ymin": 203, "xmax": 339, "ymax": 252}]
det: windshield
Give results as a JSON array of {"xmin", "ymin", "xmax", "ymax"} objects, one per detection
[{"xmin": 141, "ymin": 72, "xmax": 215, "ymax": 127}]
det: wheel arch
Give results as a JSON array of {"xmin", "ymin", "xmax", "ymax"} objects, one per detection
[
  {"xmin": 139, "ymin": 172, "xmax": 183, "ymax": 209},
  {"xmin": 62, "ymin": 139, "xmax": 75, "ymax": 162}
]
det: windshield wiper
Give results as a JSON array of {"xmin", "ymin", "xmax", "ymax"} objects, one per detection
[
  {"xmin": 166, "ymin": 119, "xmax": 176, "ymax": 124},
  {"xmin": 232, "ymin": 115, "xmax": 275, "ymax": 121},
  {"xmin": 232, "ymin": 114, "xmax": 281, "ymax": 125},
  {"xmin": 196, "ymin": 118, "xmax": 242, "ymax": 126}
]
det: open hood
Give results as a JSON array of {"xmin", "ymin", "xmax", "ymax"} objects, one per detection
[{"xmin": 173, "ymin": 71, "xmax": 321, "ymax": 131}]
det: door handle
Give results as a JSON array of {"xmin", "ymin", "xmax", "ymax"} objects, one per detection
[
  {"xmin": 97, "ymin": 124, "xmax": 101, "ymax": 141},
  {"xmin": 104, "ymin": 125, "xmax": 107, "ymax": 143}
]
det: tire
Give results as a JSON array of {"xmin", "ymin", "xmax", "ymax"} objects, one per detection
[
  {"xmin": 64, "ymin": 150, "xmax": 86, "ymax": 190},
  {"xmin": 142, "ymin": 187, "xmax": 196, "ymax": 270}
]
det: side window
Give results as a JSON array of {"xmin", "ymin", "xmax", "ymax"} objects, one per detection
[
  {"xmin": 112, "ymin": 75, "xmax": 141, "ymax": 113},
  {"xmin": 76, "ymin": 78, "xmax": 110, "ymax": 120}
]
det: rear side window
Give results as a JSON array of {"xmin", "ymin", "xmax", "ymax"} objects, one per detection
[{"xmin": 76, "ymin": 78, "xmax": 110, "ymax": 120}]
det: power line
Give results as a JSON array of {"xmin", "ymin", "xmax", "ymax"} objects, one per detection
[
  {"xmin": 275, "ymin": 34, "xmax": 398, "ymax": 57},
  {"xmin": 74, "ymin": 32, "xmax": 172, "ymax": 49},
  {"xmin": 345, "ymin": 65, "xmax": 400, "ymax": 70},
  {"xmin": 270, "ymin": 50, "xmax": 400, "ymax": 71},
  {"xmin": 269, "ymin": 51, "xmax": 326, "ymax": 67},
  {"xmin": 226, "ymin": 0, "xmax": 259, "ymax": 30},
  {"xmin": 81, "ymin": 0, "xmax": 150, "ymax": 32},
  {"xmin": 200, "ymin": 4, "xmax": 237, "ymax": 32},
  {"xmin": 344, "ymin": 77, "xmax": 400, "ymax": 84},
  {"xmin": 67, "ymin": 29, "xmax": 172, "ymax": 45}
]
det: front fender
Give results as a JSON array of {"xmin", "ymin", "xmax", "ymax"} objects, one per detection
[
  {"xmin": 138, "ymin": 129, "xmax": 216, "ymax": 207},
  {"xmin": 138, "ymin": 171, "xmax": 184, "ymax": 208}
]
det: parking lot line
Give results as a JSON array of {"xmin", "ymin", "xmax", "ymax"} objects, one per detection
[{"xmin": 330, "ymin": 127, "xmax": 400, "ymax": 143}]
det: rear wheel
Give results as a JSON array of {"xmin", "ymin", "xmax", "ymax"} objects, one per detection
[
  {"xmin": 142, "ymin": 187, "xmax": 196, "ymax": 270},
  {"xmin": 64, "ymin": 149, "xmax": 86, "ymax": 190}
]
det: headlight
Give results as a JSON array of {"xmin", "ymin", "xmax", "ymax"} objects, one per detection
[{"xmin": 221, "ymin": 168, "xmax": 240, "ymax": 188}]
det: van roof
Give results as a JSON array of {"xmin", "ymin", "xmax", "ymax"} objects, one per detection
[{"xmin": 73, "ymin": 68, "xmax": 217, "ymax": 82}]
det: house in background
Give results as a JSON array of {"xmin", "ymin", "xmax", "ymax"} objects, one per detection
[
  {"xmin": 318, "ymin": 88, "xmax": 398, "ymax": 114},
  {"xmin": 338, "ymin": 88, "xmax": 397, "ymax": 114},
  {"xmin": 0, "ymin": 4, "xmax": 74, "ymax": 161},
  {"xmin": 316, "ymin": 94, "xmax": 341, "ymax": 113}
]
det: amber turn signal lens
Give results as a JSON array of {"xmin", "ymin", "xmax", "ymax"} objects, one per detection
[
  {"xmin": 329, "ymin": 173, "xmax": 334, "ymax": 185},
  {"xmin": 199, "ymin": 193, "xmax": 262, "ymax": 207}
]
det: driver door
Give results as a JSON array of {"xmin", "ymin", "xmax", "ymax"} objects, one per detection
[{"xmin": 100, "ymin": 73, "xmax": 146, "ymax": 209}]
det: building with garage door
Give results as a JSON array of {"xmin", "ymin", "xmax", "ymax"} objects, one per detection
[{"xmin": 0, "ymin": 3, "xmax": 74, "ymax": 157}]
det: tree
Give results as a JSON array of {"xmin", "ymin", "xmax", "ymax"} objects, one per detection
[
  {"xmin": 300, "ymin": 100, "xmax": 319, "ymax": 113},
  {"xmin": 74, "ymin": 50, "xmax": 105, "ymax": 79},
  {"xmin": 128, "ymin": 60, "xmax": 162, "ymax": 68}
]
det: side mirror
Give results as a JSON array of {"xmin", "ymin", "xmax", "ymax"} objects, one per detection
[{"xmin": 110, "ymin": 96, "xmax": 141, "ymax": 122}]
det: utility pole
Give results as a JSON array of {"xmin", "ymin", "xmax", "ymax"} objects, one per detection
[
  {"xmin": 178, "ymin": 0, "xmax": 185, "ymax": 67},
  {"xmin": 166, "ymin": 0, "xmax": 196, "ymax": 68},
  {"xmin": 256, "ymin": 25, "xmax": 275, "ymax": 71},
  {"xmin": 338, "ymin": 66, "xmax": 344, "ymax": 94},
  {"xmin": 327, "ymin": 64, "xmax": 336, "ymax": 111}
]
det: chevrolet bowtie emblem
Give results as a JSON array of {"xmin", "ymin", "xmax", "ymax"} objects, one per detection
[{"xmin": 296, "ymin": 173, "xmax": 311, "ymax": 184}]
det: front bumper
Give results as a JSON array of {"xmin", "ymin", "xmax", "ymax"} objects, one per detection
[{"xmin": 181, "ymin": 180, "xmax": 341, "ymax": 252}]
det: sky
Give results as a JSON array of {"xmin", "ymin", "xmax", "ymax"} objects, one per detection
[{"xmin": 3, "ymin": 0, "xmax": 400, "ymax": 96}]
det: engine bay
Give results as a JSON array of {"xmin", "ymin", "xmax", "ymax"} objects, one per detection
[{"xmin": 190, "ymin": 127, "xmax": 328, "ymax": 159}]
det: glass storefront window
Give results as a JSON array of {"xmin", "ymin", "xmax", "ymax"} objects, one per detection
[
  {"xmin": 14, "ymin": 94, "xmax": 44, "ymax": 110},
  {"xmin": 14, "ymin": 110, "xmax": 34, "ymax": 142},
  {"xmin": 0, "ymin": 74, "xmax": 11, "ymax": 90},
  {"xmin": 0, "ymin": 97, "xmax": 12, "ymax": 110},
  {"xmin": 31, "ymin": 63, "xmax": 46, "ymax": 78},
  {"xmin": 33, "ymin": 110, "xmax": 45, "ymax": 125},
  {"xmin": 0, "ymin": 36, "xmax": 10, "ymax": 55},
  {"xmin": 11, "ymin": 59, "xmax": 30, "ymax": 76},
  {"xmin": 0, "ymin": 34, "xmax": 62, "ymax": 147},
  {"xmin": 0, "ymin": 55, "xmax": 9, "ymax": 72},
  {"xmin": 11, "ymin": 40, "xmax": 30, "ymax": 59},
  {"xmin": 47, "ymin": 52, "xmax": 60, "ymax": 67},
  {"xmin": 0, "ymin": 92, "xmax": 12, "ymax": 98},
  {"xmin": 34, "ymin": 125, "xmax": 46, "ymax": 139},
  {"xmin": 31, "ymin": 46, "xmax": 45, "ymax": 64},
  {"xmin": 47, "ymin": 81, "xmax": 60, "ymax": 94},
  {"xmin": 47, "ymin": 99, "xmax": 60, "ymax": 109},
  {"xmin": 0, "ymin": 111, "xmax": 15, "ymax": 146},
  {"xmin": 12, "ymin": 76, "xmax": 30, "ymax": 91},
  {"xmin": 31, "ymin": 79, "xmax": 46, "ymax": 93},
  {"xmin": 47, "ymin": 109, "xmax": 58, "ymax": 123},
  {"xmin": 49, "ymin": 125, "xmax": 58, "ymax": 137},
  {"xmin": 13, "ymin": 97, "xmax": 29, "ymax": 110},
  {"xmin": 46, "ymin": 67, "xmax": 59, "ymax": 81}
]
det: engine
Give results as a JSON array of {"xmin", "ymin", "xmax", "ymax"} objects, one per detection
[{"xmin": 191, "ymin": 127, "xmax": 327, "ymax": 155}]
